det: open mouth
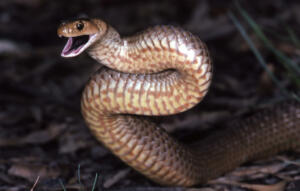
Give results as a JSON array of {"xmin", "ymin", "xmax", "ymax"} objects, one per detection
[{"xmin": 61, "ymin": 34, "xmax": 96, "ymax": 57}]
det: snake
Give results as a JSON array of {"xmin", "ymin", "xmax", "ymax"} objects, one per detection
[{"xmin": 57, "ymin": 18, "xmax": 300, "ymax": 187}]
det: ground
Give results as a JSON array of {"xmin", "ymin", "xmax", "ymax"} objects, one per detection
[{"xmin": 0, "ymin": 0, "xmax": 300, "ymax": 191}]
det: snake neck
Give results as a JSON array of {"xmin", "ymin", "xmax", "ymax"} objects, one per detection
[
  {"xmin": 88, "ymin": 26, "xmax": 124, "ymax": 68},
  {"xmin": 87, "ymin": 25, "xmax": 212, "ymax": 76}
]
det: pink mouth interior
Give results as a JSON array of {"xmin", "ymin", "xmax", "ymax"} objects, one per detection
[
  {"xmin": 62, "ymin": 37, "xmax": 73, "ymax": 55},
  {"xmin": 61, "ymin": 35, "xmax": 89, "ymax": 56}
]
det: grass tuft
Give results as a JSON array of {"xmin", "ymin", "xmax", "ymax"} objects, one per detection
[
  {"xmin": 229, "ymin": 1, "xmax": 300, "ymax": 101},
  {"xmin": 235, "ymin": 0, "xmax": 300, "ymax": 84}
]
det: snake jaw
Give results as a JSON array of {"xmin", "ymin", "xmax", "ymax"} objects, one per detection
[
  {"xmin": 57, "ymin": 18, "xmax": 108, "ymax": 58},
  {"xmin": 61, "ymin": 33, "xmax": 98, "ymax": 57}
]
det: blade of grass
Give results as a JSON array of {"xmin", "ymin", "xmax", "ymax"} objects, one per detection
[
  {"xmin": 286, "ymin": 27, "xmax": 300, "ymax": 48},
  {"xmin": 91, "ymin": 173, "xmax": 99, "ymax": 191},
  {"xmin": 59, "ymin": 179, "xmax": 67, "ymax": 191},
  {"xmin": 235, "ymin": 0, "xmax": 300, "ymax": 85},
  {"xmin": 77, "ymin": 164, "xmax": 83, "ymax": 191}
]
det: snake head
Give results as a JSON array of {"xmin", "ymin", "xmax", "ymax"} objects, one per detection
[{"xmin": 57, "ymin": 18, "xmax": 107, "ymax": 57}]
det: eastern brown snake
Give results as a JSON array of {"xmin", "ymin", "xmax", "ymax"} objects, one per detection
[{"xmin": 57, "ymin": 18, "xmax": 300, "ymax": 186}]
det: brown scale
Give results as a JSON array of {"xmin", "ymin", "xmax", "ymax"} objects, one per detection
[{"xmin": 58, "ymin": 18, "xmax": 300, "ymax": 186}]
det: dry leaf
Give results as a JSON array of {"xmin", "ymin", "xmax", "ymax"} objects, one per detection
[
  {"xmin": 0, "ymin": 123, "xmax": 66, "ymax": 147},
  {"xmin": 8, "ymin": 163, "xmax": 60, "ymax": 182},
  {"xmin": 210, "ymin": 179, "xmax": 286, "ymax": 191},
  {"xmin": 230, "ymin": 163, "xmax": 286, "ymax": 177},
  {"xmin": 103, "ymin": 168, "xmax": 131, "ymax": 188},
  {"xmin": 237, "ymin": 181, "xmax": 286, "ymax": 191}
]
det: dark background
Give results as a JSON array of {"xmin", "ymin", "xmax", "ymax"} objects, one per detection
[{"xmin": 0, "ymin": 0, "xmax": 299, "ymax": 190}]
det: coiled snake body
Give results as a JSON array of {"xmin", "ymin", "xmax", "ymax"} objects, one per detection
[{"xmin": 58, "ymin": 18, "xmax": 300, "ymax": 186}]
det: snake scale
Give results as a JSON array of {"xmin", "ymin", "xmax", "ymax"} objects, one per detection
[{"xmin": 57, "ymin": 18, "xmax": 300, "ymax": 186}]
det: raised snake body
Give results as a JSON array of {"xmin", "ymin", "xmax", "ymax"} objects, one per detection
[{"xmin": 57, "ymin": 18, "xmax": 300, "ymax": 186}]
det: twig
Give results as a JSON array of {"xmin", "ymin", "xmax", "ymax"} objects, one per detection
[
  {"xmin": 30, "ymin": 176, "xmax": 40, "ymax": 191},
  {"xmin": 104, "ymin": 168, "xmax": 131, "ymax": 188}
]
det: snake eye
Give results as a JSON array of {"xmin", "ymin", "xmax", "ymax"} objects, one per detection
[{"xmin": 76, "ymin": 22, "xmax": 84, "ymax": 30}]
